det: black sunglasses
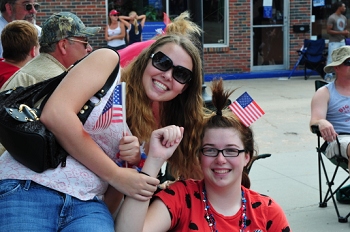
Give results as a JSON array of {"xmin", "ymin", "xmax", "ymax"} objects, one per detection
[
  {"xmin": 343, "ymin": 59, "xmax": 350, "ymax": 66},
  {"xmin": 111, "ymin": 14, "xmax": 119, "ymax": 16},
  {"xmin": 25, "ymin": 3, "xmax": 40, "ymax": 11},
  {"xmin": 150, "ymin": 51, "xmax": 192, "ymax": 84}
]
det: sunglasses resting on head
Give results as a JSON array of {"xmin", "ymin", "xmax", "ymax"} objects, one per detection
[{"xmin": 150, "ymin": 51, "xmax": 193, "ymax": 84}]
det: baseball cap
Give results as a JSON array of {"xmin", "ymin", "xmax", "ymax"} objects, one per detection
[
  {"xmin": 324, "ymin": 46, "xmax": 350, "ymax": 73},
  {"xmin": 40, "ymin": 12, "xmax": 101, "ymax": 46},
  {"xmin": 109, "ymin": 10, "xmax": 119, "ymax": 16}
]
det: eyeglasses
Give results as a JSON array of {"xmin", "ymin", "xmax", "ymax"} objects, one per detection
[
  {"xmin": 23, "ymin": 3, "xmax": 40, "ymax": 11},
  {"xmin": 150, "ymin": 51, "xmax": 193, "ymax": 84},
  {"xmin": 67, "ymin": 38, "xmax": 89, "ymax": 49},
  {"xmin": 201, "ymin": 147, "xmax": 245, "ymax": 157},
  {"xmin": 343, "ymin": 59, "xmax": 350, "ymax": 66},
  {"xmin": 111, "ymin": 14, "xmax": 119, "ymax": 16}
]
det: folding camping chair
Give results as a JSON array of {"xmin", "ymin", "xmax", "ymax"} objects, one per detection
[
  {"xmin": 311, "ymin": 80, "xmax": 350, "ymax": 223},
  {"xmin": 289, "ymin": 39, "xmax": 326, "ymax": 80}
]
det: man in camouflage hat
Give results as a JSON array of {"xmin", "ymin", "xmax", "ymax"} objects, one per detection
[
  {"xmin": 1, "ymin": 12, "xmax": 100, "ymax": 90},
  {"xmin": 310, "ymin": 45, "xmax": 350, "ymax": 172}
]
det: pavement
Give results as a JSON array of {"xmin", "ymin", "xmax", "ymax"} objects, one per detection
[{"xmin": 204, "ymin": 76, "xmax": 350, "ymax": 232}]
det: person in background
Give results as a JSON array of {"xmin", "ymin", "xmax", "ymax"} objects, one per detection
[
  {"xmin": 115, "ymin": 79, "xmax": 291, "ymax": 232},
  {"xmin": 0, "ymin": 0, "xmax": 42, "ymax": 58},
  {"xmin": 1, "ymin": 12, "xmax": 99, "ymax": 90},
  {"xmin": 0, "ymin": 19, "xmax": 39, "ymax": 156},
  {"xmin": 105, "ymin": 9, "xmax": 126, "ymax": 51},
  {"xmin": 0, "ymin": 20, "xmax": 39, "ymax": 88},
  {"xmin": 325, "ymin": 1, "xmax": 349, "ymax": 81},
  {"xmin": 310, "ymin": 45, "xmax": 350, "ymax": 172},
  {"xmin": 119, "ymin": 11, "xmax": 146, "ymax": 45},
  {"xmin": 118, "ymin": 11, "xmax": 201, "ymax": 67}
]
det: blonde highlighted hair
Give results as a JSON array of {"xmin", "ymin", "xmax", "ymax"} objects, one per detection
[{"xmin": 129, "ymin": 11, "xmax": 139, "ymax": 34}]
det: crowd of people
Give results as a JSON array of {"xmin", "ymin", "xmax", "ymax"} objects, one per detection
[{"xmin": 0, "ymin": 2, "xmax": 293, "ymax": 231}]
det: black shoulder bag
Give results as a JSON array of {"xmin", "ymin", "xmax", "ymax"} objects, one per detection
[{"xmin": 0, "ymin": 56, "xmax": 119, "ymax": 173}]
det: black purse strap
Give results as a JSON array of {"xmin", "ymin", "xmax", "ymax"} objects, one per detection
[{"xmin": 78, "ymin": 61, "xmax": 120, "ymax": 123}]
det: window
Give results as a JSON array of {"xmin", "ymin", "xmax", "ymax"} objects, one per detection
[{"xmin": 107, "ymin": 0, "xmax": 228, "ymax": 46}]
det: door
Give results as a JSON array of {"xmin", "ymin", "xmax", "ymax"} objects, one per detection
[{"xmin": 252, "ymin": 0, "xmax": 289, "ymax": 71}]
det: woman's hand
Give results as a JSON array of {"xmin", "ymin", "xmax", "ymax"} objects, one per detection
[
  {"xmin": 110, "ymin": 167, "xmax": 159, "ymax": 201},
  {"xmin": 119, "ymin": 132, "xmax": 141, "ymax": 165},
  {"xmin": 144, "ymin": 126, "xmax": 184, "ymax": 173}
]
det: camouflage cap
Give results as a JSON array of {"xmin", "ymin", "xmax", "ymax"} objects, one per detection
[{"xmin": 40, "ymin": 12, "xmax": 101, "ymax": 46}]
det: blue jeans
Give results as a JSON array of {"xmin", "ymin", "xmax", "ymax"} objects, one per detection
[{"xmin": 0, "ymin": 180, "xmax": 114, "ymax": 231}]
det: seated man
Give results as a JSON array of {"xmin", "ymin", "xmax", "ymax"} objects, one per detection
[
  {"xmin": 310, "ymin": 45, "xmax": 350, "ymax": 171},
  {"xmin": 0, "ymin": 20, "xmax": 39, "ymax": 88}
]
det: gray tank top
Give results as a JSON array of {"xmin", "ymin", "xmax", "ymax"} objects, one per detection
[{"xmin": 326, "ymin": 82, "xmax": 350, "ymax": 133}]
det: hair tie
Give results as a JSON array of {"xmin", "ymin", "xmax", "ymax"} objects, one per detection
[{"xmin": 216, "ymin": 110, "xmax": 222, "ymax": 116}]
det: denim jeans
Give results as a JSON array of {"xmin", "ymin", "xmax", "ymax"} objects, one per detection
[{"xmin": 0, "ymin": 179, "xmax": 114, "ymax": 231}]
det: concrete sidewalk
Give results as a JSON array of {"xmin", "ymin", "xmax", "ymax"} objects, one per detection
[{"xmin": 204, "ymin": 76, "xmax": 350, "ymax": 231}]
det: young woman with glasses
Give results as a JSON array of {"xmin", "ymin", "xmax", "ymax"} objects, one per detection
[
  {"xmin": 115, "ymin": 78, "xmax": 291, "ymax": 232},
  {"xmin": 105, "ymin": 9, "xmax": 126, "ymax": 51}
]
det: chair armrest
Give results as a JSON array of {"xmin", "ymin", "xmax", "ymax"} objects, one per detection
[{"xmin": 311, "ymin": 125, "xmax": 321, "ymax": 136}]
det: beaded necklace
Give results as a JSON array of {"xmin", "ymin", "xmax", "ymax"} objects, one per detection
[{"xmin": 202, "ymin": 183, "xmax": 247, "ymax": 232}]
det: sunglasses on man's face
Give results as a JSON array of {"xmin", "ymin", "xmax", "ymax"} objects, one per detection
[
  {"xmin": 343, "ymin": 59, "xmax": 350, "ymax": 66},
  {"xmin": 150, "ymin": 51, "xmax": 193, "ymax": 84},
  {"xmin": 67, "ymin": 37, "xmax": 89, "ymax": 49},
  {"xmin": 24, "ymin": 3, "xmax": 40, "ymax": 11}
]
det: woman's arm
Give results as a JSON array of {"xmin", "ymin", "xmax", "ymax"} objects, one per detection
[
  {"xmin": 115, "ymin": 126, "xmax": 183, "ymax": 232},
  {"xmin": 119, "ymin": 16, "xmax": 131, "ymax": 29},
  {"xmin": 104, "ymin": 25, "xmax": 109, "ymax": 41},
  {"xmin": 138, "ymin": 14, "xmax": 146, "ymax": 28},
  {"xmin": 40, "ymin": 49, "xmax": 159, "ymax": 200}
]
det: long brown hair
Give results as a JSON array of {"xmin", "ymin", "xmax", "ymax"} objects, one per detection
[
  {"xmin": 201, "ymin": 79, "xmax": 257, "ymax": 188},
  {"xmin": 121, "ymin": 34, "xmax": 204, "ymax": 179}
]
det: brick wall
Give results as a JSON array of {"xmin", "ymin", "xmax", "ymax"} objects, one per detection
[
  {"xmin": 204, "ymin": 0, "xmax": 251, "ymax": 74},
  {"xmin": 289, "ymin": 0, "xmax": 312, "ymax": 69},
  {"xmin": 36, "ymin": 0, "xmax": 107, "ymax": 49}
]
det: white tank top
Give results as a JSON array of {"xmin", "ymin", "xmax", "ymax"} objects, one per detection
[{"xmin": 107, "ymin": 22, "xmax": 126, "ymax": 47}]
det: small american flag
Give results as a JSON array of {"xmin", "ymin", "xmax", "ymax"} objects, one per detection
[
  {"xmin": 228, "ymin": 92, "xmax": 265, "ymax": 127},
  {"xmin": 93, "ymin": 82, "xmax": 126, "ymax": 131}
]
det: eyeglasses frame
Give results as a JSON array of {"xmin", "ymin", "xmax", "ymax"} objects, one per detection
[
  {"xmin": 66, "ymin": 37, "xmax": 89, "ymax": 49},
  {"xmin": 200, "ymin": 148, "xmax": 246, "ymax": 157}
]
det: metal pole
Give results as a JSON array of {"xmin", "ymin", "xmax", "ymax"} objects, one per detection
[{"xmin": 187, "ymin": 0, "xmax": 213, "ymax": 108}]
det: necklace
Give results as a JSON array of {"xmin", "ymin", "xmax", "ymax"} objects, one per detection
[{"xmin": 202, "ymin": 183, "xmax": 247, "ymax": 232}]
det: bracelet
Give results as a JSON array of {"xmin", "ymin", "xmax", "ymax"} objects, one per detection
[{"xmin": 139, "ymin": 171, "xmax": 150, "ymax": 176}]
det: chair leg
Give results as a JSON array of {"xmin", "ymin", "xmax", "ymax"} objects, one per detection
[{"xmin": 318, "ymin": 151, "xmax": 350, "ymax": 223}]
